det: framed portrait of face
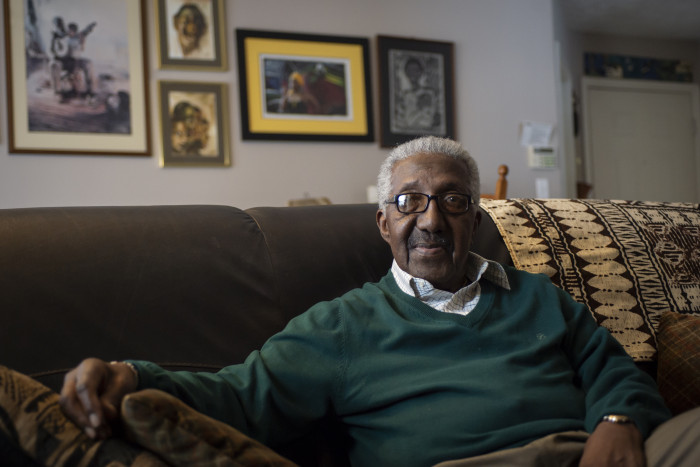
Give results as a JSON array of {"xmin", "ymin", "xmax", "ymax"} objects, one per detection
[
  {"xmin": 158, "ymin": 81, "xmax": 230, "ymax": 167},
  {"xmin": 155, "ymin": 0, "xmax": 226, "ymax": 70},
  {"xmin": 377, "ymin": 35, "xmax": 456, "ymax": 148},
  {"xmin": 3, "ymin": 0, "xmax": 150, "ymax": 155}
]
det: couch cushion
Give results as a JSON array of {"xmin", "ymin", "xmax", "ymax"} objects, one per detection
[
  {"xmin": 657, "ymin": 311, "xmax": 700, "ymax": 415},
  {"xmin": 0, "ymin": 206, "xmax": 282, "ymax": 390},
  {"xmin": 481, "ymin": 199, "xmax": 700, "ymax": 362},
  {"xmin": 246, "ymin": 204, "xmax": 394, "ymax": 322}
]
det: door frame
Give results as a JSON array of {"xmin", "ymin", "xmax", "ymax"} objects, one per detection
[
  {"xmin": 581, "ymin": 77, "xmax": 700, "ymax": 201},
  {"xmin": 554, "ymin": 41, "xmax": 577, "ymax": 198}
]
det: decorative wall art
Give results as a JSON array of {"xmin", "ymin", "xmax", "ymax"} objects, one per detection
[
  {"xmin": 236, "ymin": 29, "xmax": 374, "ymax": 142},
  {"xmin": 158, "ymin": 81, "xmax": 230, "ymax": 167},
  {"xmin": 155, "ymin": 0, "xmax": 227, "ymax": 70},
  {"xmin": 3, "ymin": 0, "xmax": 151, "ymax": 155},
  {"xmin": 377, "ymin": 35, "xmax": 456, "ymax": 148},
  {"xmin": 584, "ymin": 52, "xmax": 693, "ymax": 83}
]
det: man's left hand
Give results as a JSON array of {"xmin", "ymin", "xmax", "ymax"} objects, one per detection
[{"xmin": 580, "ymin": 421, "xmax": 645, "ymax": 467}]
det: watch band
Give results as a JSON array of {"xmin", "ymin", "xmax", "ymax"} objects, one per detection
[{"xmin": 601, "ymin": 414, "xmax": 633, "ymax": 424}]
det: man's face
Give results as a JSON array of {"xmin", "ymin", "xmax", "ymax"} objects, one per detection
[
  {"xmin": 171, "ymin": 121, "xmax": 188, "ymax": 153},
  {"xmin": 174, "ymin": 9, "xmax": 202, "ymax": 53},
  {"xmin": 377, "ymin": 153, "xmax": 481, "ymax": 292}
]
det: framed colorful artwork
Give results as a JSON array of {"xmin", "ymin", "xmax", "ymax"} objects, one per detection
[
  {"xmin": 158, "ymin": 81, "xmax": 230, "ymax": 167},
  {"xmin": 3, "ymin": 0, "xmax": 151, "ymax": 155},
  {"xmin": 236, "ymin": 28, "xmax": 374, "ymax": 142},
  {"xmin": 377, "ymin": 35, "xmax": 456, "ymax": 148},
  {"xmin": 155, "ymin": 0, "xmax": 227, "ymax": 70}
]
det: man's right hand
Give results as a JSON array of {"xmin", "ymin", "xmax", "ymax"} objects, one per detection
[{"xmin": 59, "ymin": 358, "xmax": 138, "ymax": 439}]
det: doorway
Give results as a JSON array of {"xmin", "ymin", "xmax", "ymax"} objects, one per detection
[{"xmin": 582, "ymin": 77, "xmax": 700, "ymax": 202}]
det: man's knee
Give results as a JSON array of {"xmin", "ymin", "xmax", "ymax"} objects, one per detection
[{"xmin": 646, "ymin": 406, "xmax": 700, "ymax": 467}]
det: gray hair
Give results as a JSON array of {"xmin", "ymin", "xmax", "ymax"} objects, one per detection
[{"xmin": 377, "ymin": 136, "xmax": 480, "ymax": 210}]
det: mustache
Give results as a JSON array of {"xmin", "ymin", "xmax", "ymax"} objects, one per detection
[{"xmin": 408, "ymin": 232, "xmax": 451, "ymax": 249}]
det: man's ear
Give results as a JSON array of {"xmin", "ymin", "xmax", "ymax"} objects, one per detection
[
  {"xmin": 473, "ymin": 209, "xmax": 482, "ymax": 235},
  {"xmin": 376, "ymin": 209, "xmax": 391, "ymax": 243}
]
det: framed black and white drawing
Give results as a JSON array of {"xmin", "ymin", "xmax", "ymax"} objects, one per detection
[{"xmin": 377, "ymin": 35, "xmax": 455, "ymax": 148}]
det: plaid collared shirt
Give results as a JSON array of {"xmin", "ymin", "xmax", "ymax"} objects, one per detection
[{"xmin": 391, "ymin": 252, "xmax": 511, "ymax": 316}]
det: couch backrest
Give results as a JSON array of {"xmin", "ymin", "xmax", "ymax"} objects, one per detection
[
  {"xmin": 0, "ymin": 203, "xmax": 507, "ymax": 392},
  {"xmin": 1, "ymin": 206, "xmax": 271, "ymax": 388},
  {"xmin": 246, "ymin": 205, "xmax": 393, "ymax": 322}
]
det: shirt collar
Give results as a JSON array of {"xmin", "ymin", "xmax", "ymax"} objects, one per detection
[{"xmin": 391, "ymin": 252, "xmax": 510, "ymax": 300}]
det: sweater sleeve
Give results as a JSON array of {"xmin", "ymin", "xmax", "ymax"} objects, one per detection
[
  {"xmin": 130, "ymin": 299, "xmax": 346, "ymax": 447},
  {"xmin": 556, "ymin": 286, "xmax": 671, "ymax": 437}
]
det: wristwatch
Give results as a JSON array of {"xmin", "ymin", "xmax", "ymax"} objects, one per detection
[{"xmin": 601, "ymin": 414, "xmax": 634, "ymax": 424}]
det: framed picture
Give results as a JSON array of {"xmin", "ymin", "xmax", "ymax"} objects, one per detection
[
  {"xmin": 158, "ymin": 81, "xmax": 230, "ymax": 167},
  {"xmin": 155, "ymin": 0, "xmax": 227, "ymax": 70},
  {"xmin": 236, "ymin": 29, "xmax": 374, "ymax": 142},
  {"xmin": 3, "ymin": 0, "xmax": 151, "ymax": 156},
  {"xmin": 377, "ymin": 35, "xmax": 456, "ymax": 148}
]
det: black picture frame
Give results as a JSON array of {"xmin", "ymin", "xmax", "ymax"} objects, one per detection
[
  {"xmin": 377, "ymin": 35, "xmax": 456, "ymax": 148},
  {"xmin": 236, "ymin": 28, "xmax": 374, "ymax": 142}
]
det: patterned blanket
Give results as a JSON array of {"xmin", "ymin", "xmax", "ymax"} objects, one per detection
[{"xmin": 481, "ymin": 199, "xmax": 700, "ymax": 361}]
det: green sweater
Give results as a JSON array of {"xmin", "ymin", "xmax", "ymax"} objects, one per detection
[{"xmin": 134, "ymin": 267, "xmax": 671, "ymax": 466}]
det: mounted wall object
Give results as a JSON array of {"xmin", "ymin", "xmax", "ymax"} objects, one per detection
[
  {"xmin": 155, "ymin": 0, "xmax": 227, "ymax": 71},
  {"xmin": 236, "ymin": 28, "xmax": 374, "ymax": 142},
  {"xmin": 377, "ymin": 35, "xmax": 456, "ymax": 148},
  {"xmin": 3, "ymin": 0, "xmax": 151, "ymax": 156},
  {"xmin": 158, "ymin": 81, "xmax": 230, "ymax": 167}
]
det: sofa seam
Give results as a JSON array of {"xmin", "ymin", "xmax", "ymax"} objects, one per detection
[{"xmin": 245, "ymin": 211, "xmax": 283, "ymax": 316}]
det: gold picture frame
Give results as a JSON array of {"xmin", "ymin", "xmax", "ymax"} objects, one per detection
[
  {"xmin": 3, "ymin": 0, "xmax": 151, "ymax": 156},
  {"xmin": 236, "ymin": 29, "xmax": 374, "ymax": 142},
  {"xmin": 158, "ymin": 81, "xmax": 230, "ymax": 167},
  {"xmin": 155, "ymin": 0, "xmax": 227, "ymax": 70}
]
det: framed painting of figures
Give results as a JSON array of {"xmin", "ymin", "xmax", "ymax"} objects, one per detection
[
  {"xmin": 158, "ymin": 81, "xmax": 230, "ymax": 167},
  {"xmin": 236, "ymin": 28, "xmax": 374, "ymax": 142},
  {"xmin": 3, "ymin": 0, "xmax": 150, "ymax": 155},
  {"xmin": 377, "ymin": 35, "xmax": 455, "ymax": 148},
  {"xmin": 155, "ymin": 0, "xmax": 227, "ymax": 70}
]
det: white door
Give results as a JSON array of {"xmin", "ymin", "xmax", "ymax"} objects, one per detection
[{"xmin": 582, "ymin": 77, "xmax": 700, "ymax": 202}]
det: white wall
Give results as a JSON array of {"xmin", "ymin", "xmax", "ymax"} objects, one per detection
[{"xmin": 0, "ymin": 0, "xmax": 561, "ymax": 209}]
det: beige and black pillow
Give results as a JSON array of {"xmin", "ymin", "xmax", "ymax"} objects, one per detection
[
  {"xmin": 657, "ymin": 311, "xmax": 700, "ymax": 415},
  {"xmin": 0, "ymin": 365, "xmax": 296, "ymax": 466}
]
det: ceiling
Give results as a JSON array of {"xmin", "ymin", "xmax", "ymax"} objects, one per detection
[{"xmin": 561, "ymin": 0, "xmax": 700, "ymax": 41}]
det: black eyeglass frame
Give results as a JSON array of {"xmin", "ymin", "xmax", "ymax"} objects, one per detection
[{"xmin": 389, "ymin": 192, "xmax": 475, "ymax": 214}]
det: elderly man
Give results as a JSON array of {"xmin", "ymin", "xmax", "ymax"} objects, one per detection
[{"xmin": 6, "ymin": 137, "xmax": 698, "ymax": 466}]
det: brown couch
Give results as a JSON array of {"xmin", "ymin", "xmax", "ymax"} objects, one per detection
[{"xmin": 1, "ymin": 200, "xmax": 697, "ymax": 465}]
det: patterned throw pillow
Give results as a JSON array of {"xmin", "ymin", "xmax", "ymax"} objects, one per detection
[
  {"xmin": 657, "ymin": 311, "xmax": 700, "ymax": 415},
  {"xmin": 121, "ymin": 388, "xmax": 297, "ymax": 466},
  {"xmin": 0, "ymin": 365, "xmax": 164, "ymax": 466}
]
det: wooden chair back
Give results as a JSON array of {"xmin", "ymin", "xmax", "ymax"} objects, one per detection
[{"xmin": 480, "ymin": 164, "xmax": 509, "ymax": 200}]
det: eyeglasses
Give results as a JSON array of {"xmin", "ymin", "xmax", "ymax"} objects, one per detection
[{"xmin": 389, "ymin": 192, "xmax": 474, "ymax": 214}]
